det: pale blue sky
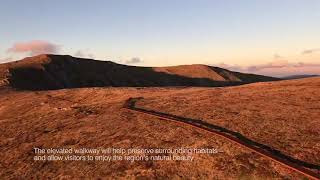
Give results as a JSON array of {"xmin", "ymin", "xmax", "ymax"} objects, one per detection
[{"xmin": 1, "ymin": 0, "xmax": 320, "ymax": 76}]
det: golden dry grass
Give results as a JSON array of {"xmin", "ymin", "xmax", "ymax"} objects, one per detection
[{"xmin": 0, "ymin": 78, "xmax": 319, "ymax": 179}]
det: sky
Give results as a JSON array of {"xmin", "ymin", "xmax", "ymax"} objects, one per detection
[{"xmin": 1, "ymin": 0, "xmax": 320, "ymax": 77}]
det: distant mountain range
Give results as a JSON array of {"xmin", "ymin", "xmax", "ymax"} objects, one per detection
[
  {"xmin": 282, "ymin": 74, "xmax": 319, "ymax": 80},
  {"xmin": 0, "ymin": 54, "xmax": 279, "ymax": 90}
]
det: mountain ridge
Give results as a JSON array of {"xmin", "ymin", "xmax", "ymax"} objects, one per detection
[{"xmin": 0, "ymin": 54, "xmax": 279, "ymax": 90}]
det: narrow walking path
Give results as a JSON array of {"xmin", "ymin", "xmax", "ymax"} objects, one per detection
[{"xmin": 123, "ymin": 97, "xmax": 320, "ymax": 180}]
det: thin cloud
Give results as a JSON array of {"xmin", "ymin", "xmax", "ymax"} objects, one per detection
[
  {"xmin": 273, "ymin": 53, "xmax": 283, "ymax": 60},
  {"xmin": 245, "ymin": 61, "xmax": 320, "ymax": 72},
  {"xmin": 247, "ymin": 60, "xmax": 289, "ymax": 72},
  {"xmin": 301, "ymin": 48, "xmax": 320, "ymax": 55},
  {"xmin": 7, "ymin": 40, "xmax": 60, "ymax": 56},
  {"xmin": 125, "ymin": 57, "xmax": 143, "ymax": 64},
  {"xmin": 214, "ymin": 63, "xmax": 245, "ymax": 72},
  {"xmin": 74, "ymin": 50, "xmax": 95, "ymax": 59},
  {"xmin": 0, "ymin": 57, "xmax": 13, "ymax": 63},
  {"xmin": 213, "ymin": 60, "xmax": 320, "ymax": 77}
]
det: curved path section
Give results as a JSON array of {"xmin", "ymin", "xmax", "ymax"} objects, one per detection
[{"xmin": 123, "ymin": 97, "xmax": 320, "ymax": 180}]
